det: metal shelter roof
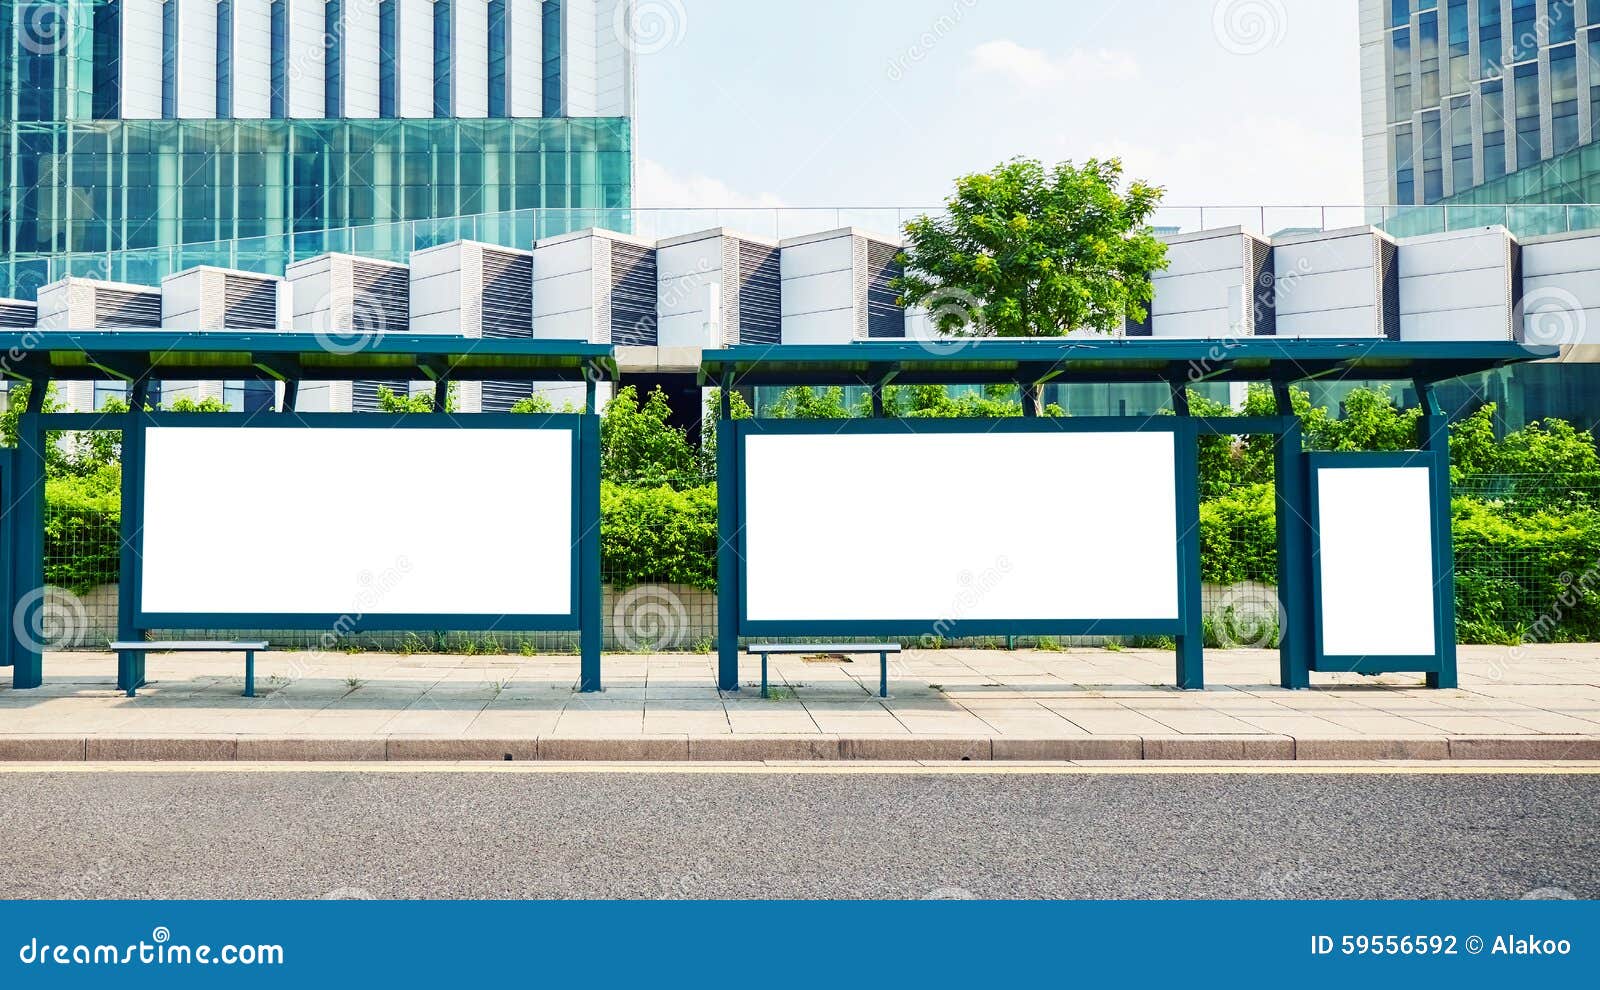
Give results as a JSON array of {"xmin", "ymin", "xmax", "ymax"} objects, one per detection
[
  {"xmin": 0, "ymin": 332, "xmax": 618, "ymax": 384},
  {"xmin": 697, "ymin": 339, "xmax": 1557, "ymax": 388}
]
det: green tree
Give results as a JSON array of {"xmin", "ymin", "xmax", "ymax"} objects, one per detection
[
  {"xmin": 601, "ymin": 385, "xmax": 698, "ymax": 487},
  {"xmin": 896, "ymin": 157, "xmax": 1168, "ymax": 336}
]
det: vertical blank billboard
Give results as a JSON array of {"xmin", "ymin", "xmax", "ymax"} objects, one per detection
[
  {"xmin": 1314, "ymin": 464, "xmax": 1437, "ymax": 657},
  {"xmin": 138, "ymin": 426, "xmax": 575, "ymax": 620},
  {"xmin": 741, "ymin": 429, "xmax": 1181, "ymax": 624}
]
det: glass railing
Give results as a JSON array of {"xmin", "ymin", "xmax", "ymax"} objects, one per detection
[{"xmin": 8, "ymin": 203, "xmax": 1600, "ymax": 302}]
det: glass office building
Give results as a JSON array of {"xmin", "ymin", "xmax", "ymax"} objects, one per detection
[
  {"xmin": 1361, "ymin": 0, "xmax": 1600, "ymax": 207},
  {"xmin": 0, "ymin": 0, "xmax": 634, "ymax": 299}
]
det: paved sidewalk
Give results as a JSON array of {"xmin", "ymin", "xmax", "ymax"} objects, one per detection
[{"xmin": 2, "ymin": 645, "xmax": 1599, "ymax": 761}]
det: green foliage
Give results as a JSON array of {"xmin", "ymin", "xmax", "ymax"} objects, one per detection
[
  {"xmin": 1197, "ymin": 483, "xmax": 1276, "ymax": 584},
  {"xmin": 600, "ymin": 481, "xmax": 718, "ymax": 590},
  {"xmin": 376, "ymin": 384, "xmax": 458, "ymax": 413},
  {"xmin": 761, "ymin": 386, "xmax": 865, "ymax": 420},
  {"xmin": 508, "ymin": 393, "xmax": 580, "ymax": 414},
  {"xmin": 896, "ymin": 157, "xmax": 1168, "ymax": 335},
  {"xmin": 1452, "ymin": 497, "xmax": 1600, "ymax": 644},
  {"xmin": 601, "ymin": 385, "xmax": 699, "ymax": 487},
  {"xmin": 44, "ymin": 466, "xmax": 121, "ymax": 593},
  {"xmin": 885, "ymin": 384, "xmax": 1065, "ymax": 419},
  {"xmin": 1450, "ymin": 404, "xmax": 1600, "ymax": 509}
]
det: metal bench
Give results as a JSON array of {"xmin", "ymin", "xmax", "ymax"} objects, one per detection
[
  {"xmin": 108, "ymin": 640, "xmax": 271, "ymax": 699},
  {"xmin": 747, "ymin": 643, "xmax": 902, "ymax": 699}
]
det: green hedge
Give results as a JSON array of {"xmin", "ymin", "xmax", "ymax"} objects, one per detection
[
  {"xmin": 44, "ymin": 466, "xmax": 121, "ymax": 594},
  {"xmin": 1452, "ymin": 498, "xmax": 1600, "ymax": 644},
  {"xmin": 1198, "ymin": 483, "xmax": 1276, "ymax": 584},
  {"xmin": 600, "ymin": 481, "xmax": 718, "ymax": 590}
]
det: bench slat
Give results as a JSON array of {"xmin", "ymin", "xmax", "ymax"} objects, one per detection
[
  {"xmin": 110, "ymin": 641, "xmax": 269, "ymax": 651},
  {"xmin": 746, "ymin": 644, "xmax": 901, "ymax": 655}
]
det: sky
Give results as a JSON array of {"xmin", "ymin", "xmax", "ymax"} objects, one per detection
[{"xmin": 631, "ymin": 0, "xmax": 1363, "ymax": 211}]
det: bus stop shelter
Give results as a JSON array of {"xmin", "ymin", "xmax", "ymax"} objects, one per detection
[
  {"xmin": 0, "ymin": 332, "xmax": 617, "ymax": 693},
  {"xmin": 701, "ymin": 338, "xmax": 1556, "ymax": 693}
]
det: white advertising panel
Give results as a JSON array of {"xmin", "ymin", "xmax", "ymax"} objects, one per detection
[
  {"xmin": 742, "ymin": 430, "xmax": 1181, "ymax": 623},
  {"xmin": 1315, "ymin": 465, "xmax": 1437, "ymax": 657},
  {"xmin": 139, "ymin": 426, "xmax": 574, "ymax": 617}
]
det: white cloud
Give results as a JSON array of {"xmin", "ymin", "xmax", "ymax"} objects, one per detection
[
  {"xmin": 969, "ymin": 40, "xmax": 1140, "ymax": 90},
  {"xmin": 634, "ymin": 158, "xmax": 787, "ymax": 209},
  {"xmin": 1080, "ymin": 117, "xmax": 1363, "ymax": 207}
]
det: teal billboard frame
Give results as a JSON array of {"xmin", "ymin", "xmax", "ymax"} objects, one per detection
[
  {"xmin": 0, "ymin": 332, "xmax": 615, "ymax": 695},
  {"xmin": 728, "ymin": 416, "xmax": 1199, "ymax": 644},
  {"xmin": 702, "ymin": 339, "xmax": 1554, "ymax": 694},
  {"xmin": 1307, "ymin": 450, "xmax": 1454, "ymax": 679}
]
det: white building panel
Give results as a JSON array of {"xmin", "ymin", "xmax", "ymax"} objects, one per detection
[
  {"xmin": 409, "ymin": 241, "xmax": 478, "ymax": 332},
  {"xmin": 1397, "ymin": 227, "xmax": 1516, "ymax": 342},
  {"xmin": 120, "ymin": 0, "xmax": 165, "ymax": 119},
  {"xmin": 398, "ymin": 0, "xmax": 434, "ymax": 117},
  {"xmin": 779, "ymin": 228, "xmax": 903, "ymax": 343},
  {"xmin": 593, "ymin": 0, "xmax": 632, "ymax": 117},
  {"xmin": 532, "ymin": 234, "xmax": 603, "ymax": 341},
  {"xmin": 1522, "ymin": 231, "xmax": 1600, "ymax": 345},
  {"xmin": 656, "ymin": 230, "xmax": 727, "ymax": 349},
  {"xmin": 1144, "ymin": 228, "xmax": 1271, "ymax": 340},
  {"xmin": 287, "ymin": 0, "xmax": 327, "ymax": 118},
  {"xmin": 562, "ymin": 0, "xmax": 599, "ymax": 116},
  {"xmin": 1271, "ymin": 226, "xmax": 1396, "ymax": 338},
  {"xmin": 343, "ymin": 0, "xmax": 381, "ymax": 117},
  {"xmin": 454, "ymin": 0, "xmax": 489, "ymax": 117},
  {"xmin": 177, "ymin": 0, "xmax": 219, "ymax": 118},
  {"xmin": 507, "ymin": 0, "xmax": 543, "ymax": 116},
  {"xmin": 232, "ymin": 0, "xmax": 273, "ymax": 118}
]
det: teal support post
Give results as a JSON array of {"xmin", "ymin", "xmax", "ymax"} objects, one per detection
[
  {"xmin": 1174, "ymin": 415, "xmax": 1205, "ymax": 689},
  {"xmin": 578, "ymin": 411, "xmax": 603, "ymax": 693},
  {"xmin": 716, "ymin": 415, "xmax": 741, "ymax": 692},
  {"xmin": 433, "ymin": 377, "xmax": 449, "ymax": 412},
  {"xmin": 0, "ymin": 446, "xmax": 13, "ymax": 670},
  {"xmin": 1418, "ymin": 383, "xmax": 1458, "ymax": 689},
  {"xmin": 10, "ymin": 407, "xmax": 46, "ymax": 688},
  {"xmin": 281, "ymin": 380, "xmax": 299, "ymax": 412},
  {"xmin": 1273, "ymin": 389, "xmax": 1312, "ymax": 690},
  {"xmin": 116, "ymin": 411, "xmax": 147, "ymax": 694}
]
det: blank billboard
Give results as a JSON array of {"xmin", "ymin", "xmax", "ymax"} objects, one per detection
[
  {"xmin": 139, "ymin": 426, "xmax": 574, "ymax": 618},
  {"xmin": 1315, "ymin": 465, "xmax": 1437, "ymax": 657},
  {"xmin": 742, "ymin": 430, "xmax": 1180, "ymax": 623}
]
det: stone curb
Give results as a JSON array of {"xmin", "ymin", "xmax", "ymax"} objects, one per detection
[{"xmin": 3, "ymin": 734, "xmax": 1600, "ymax": 762}]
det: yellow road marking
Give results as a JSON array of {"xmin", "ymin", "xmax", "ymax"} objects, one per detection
[{"xmin": 0, "ymin": 761, "xmax": 1596, "ymax": 776}]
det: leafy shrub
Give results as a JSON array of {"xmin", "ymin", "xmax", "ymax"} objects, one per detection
[
  {"xmin": 600, "ymin": 481, "xmax": 718, "ymax": 590},
  {"xmin": 44, "ymin": 466, "xmax": 121, "ymax": 593},
  {"xmin": 601, "ymin": 386, "xmax": 700, "ymax": 488},
  {"xmin": 1197, "ymin": 483, "xmax": 1276, "ymax": 584},
  {"xmin": 1452, "ymin": 497, "xmax": 1600, "ymax": 644}
]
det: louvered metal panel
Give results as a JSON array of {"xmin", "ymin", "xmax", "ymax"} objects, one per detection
[
  {"xmin": 610, "ymin": 241, "xmax": 657, "ymax": 346},
  {"xmin": 865, "ymin": 239, "xmax": 906, "ymax": 339},
  {"xmin": 94, "ymin": 287, "xmax": 161, "ymax": 327},
  {"xmin": 1250, "ymin": 238, "xmax": 1277, "ymax": 337},
  {"xmin": 480, "ymin": 248, "xmax": 534, "ymax": 338},
  {"xmin": 479, "ymin": 248, "xmax": 535, "ymax": 411},
  {"xmin": 222, "ymin": 274, "xmax": 281, "ymax": 330},
  {"xmin": 0, "ymin": 300, "xmax": 37, "ymax": 328},
  {"xmin": 350, "ymin": 260, "xmax": 411, "ymax": 412},
  {"xmin": 738, "ymin": 241, "xmax": 781, "ymax": 346},
  {"xmin": 1379, "ymin": 238, "xmax": 1401, "ymax": 342},
  {"xmin": 351, "ymin": 260, "xmax": 410, "ymax": 331}
]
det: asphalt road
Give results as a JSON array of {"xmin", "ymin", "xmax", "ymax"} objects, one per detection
[{"xmin": 1, "ymin": 769, "xmax": 1595, "ymax": 900}]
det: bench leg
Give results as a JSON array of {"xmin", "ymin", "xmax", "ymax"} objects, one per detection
[
  {"xmin": 117, "ymin": 650, "xmax": 139, "ymax": 698},
  {"xmin": 880, "ymin": 652, "xmax": 889, "ymax": 699},
  {"xmin": 760, "ymin": 653, "xmax": 769, "ymax": 699},
  {"xmin": 244, "ymin": 651, "xmax": 256, "ymax": 699}
]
